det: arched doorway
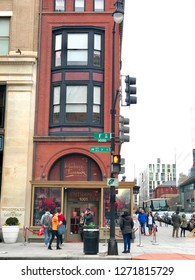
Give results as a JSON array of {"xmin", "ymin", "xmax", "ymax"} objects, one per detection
[{"xmin": 48, "ymin": 153, "xmax": 102, "ymax": 241}]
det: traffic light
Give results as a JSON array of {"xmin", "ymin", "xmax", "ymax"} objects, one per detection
[
  {"xmin": 119, "ymin": 115, "xmax": 130, "ymax": 142},
  {"xmin": 111, "ymin": 154, "xmax": 121, "ymax": 174},
  {"xmin": 125, "ymin": 75, "xmax": 137, "ymax": 106}
]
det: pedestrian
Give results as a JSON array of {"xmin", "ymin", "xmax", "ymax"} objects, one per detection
[
  {"xmin": 79, "ymin": 211, "xmax": 85, "ymax": 241},
  {"xmin": 146, "ymin": 211, "xmax": 155, "ymax": 235},
  {"xmin": 48, "ymin": 211, "xmax": 61, "ymax": 250},
  {"xmin": 180, "ymin": 213, "xmax": 188, "ymax": 237},
  {"xmin": 171, "ymin": 210, "xmax": 181, "ymax": 238},
  {"xmin": 138, "ymin": 209, "xmax": 147, "ymax": 235},
  {"xmin": 40, "ymin": 208, "xmax": 52, "ymax": 246},
  {"xmin": 84, "ymin": 208, "xmax": 94, "ymax": 225},
  {"xmin": 57, "ymin": 208, "xmax": 66, "ymax": 245},
  {"xmin": 119, "ymin": 211, "xmax": 134, "ymax": 253}
]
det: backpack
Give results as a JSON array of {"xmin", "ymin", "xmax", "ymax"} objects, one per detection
[{"xmin": 43, "ymin": 214, "xmax": 52, "ymax": 228}]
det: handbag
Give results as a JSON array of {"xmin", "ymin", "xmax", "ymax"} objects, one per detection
[
  {"xmin": 131, "ymin": 230, "xmax": 136, "ymax": 240},
  {"xmin": 58, "ymin": 224, "xmax": 66, "ymax": 235},
  {"xmin": 38, "ymin": 226, "xmax": 44, "ymax": 236}
]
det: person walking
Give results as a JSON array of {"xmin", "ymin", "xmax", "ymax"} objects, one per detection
[
  {"xmin": 138, "ymin": 209, "xmax": 147, "ymax": 235},
  {"xmin": 40, "ymin": 209, "xmax": 52, "ymax": 246},
  {"xmin": 171, "ymin": 210, "xmax": 181, "ymax": 238},
  {"xmin": 146, "ymin": 211, "xmax": 155, "ymax": 235},
  {"xmin": 48, "ymin": 211, "xmax": 61, "ymax": 250},
  {"xmin": 119, "ymin": 211, "xmax": 134, "ymax": 253},
  {"xmin": 57, "ymin": 208, "xmax": 66, "ymax": 245},
  {"xmin": 180, "ymin": 213, "xmax": 188, "ymax": 237}
]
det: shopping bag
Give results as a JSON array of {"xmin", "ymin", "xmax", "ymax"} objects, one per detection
[
  {"xmin": 58, "ymin": 224, "xmax": 66, "ymax": 235},
  {"xmin": 38, "ymin": 226, "xmax": 44, "ymax": 236}
]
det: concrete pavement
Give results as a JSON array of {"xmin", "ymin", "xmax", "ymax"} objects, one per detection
[{"xmin": 0, "ymin": 221, "xmax": 195, "ymax": 260}]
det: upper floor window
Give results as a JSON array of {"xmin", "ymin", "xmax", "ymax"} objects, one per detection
[
  {"xmin": 53, "ymin": 28, "xmax": 103, "ymax": 69},
  {"xmin": 51, "ymin": 84, "xmax": 102, "ymax": 126},
  {"xmin": 0, "ymin": 85, "xmax": 6, "ymax": 128},
  {"xmin": 0, "ymin": 18, "xmax": 10, "ymax": 55},
  {"xmin": 94, "ymin": 0, "xmax": 104, "ymax": 11},
  {"xmin": 55, "ymin": 0, "xmax": 65, "ymax": 11},
  {"xmin": 75, "ymin": 0, "xmax": 85, "ymax": 12},
  {"xmin": 67, "ymin": 33, "xmax": 88, "ymax": 65}
]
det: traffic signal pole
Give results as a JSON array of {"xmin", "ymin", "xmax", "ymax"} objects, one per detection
[
  {"xmin": 108, "ymin": 0, "xmax": 124, "ymax": 256},
  {"xmin": 108, "ymin": 20, "xmax": 118, "ymax": 256}
]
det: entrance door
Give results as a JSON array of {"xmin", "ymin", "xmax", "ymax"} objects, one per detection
[{"xmin": 66, "ymin": 202, "xmax": 98, "ymax": 242}]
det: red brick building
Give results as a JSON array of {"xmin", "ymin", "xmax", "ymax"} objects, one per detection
[{"xmin": 30, "ymin": 0, "xmax": 134, "ymax": 242}]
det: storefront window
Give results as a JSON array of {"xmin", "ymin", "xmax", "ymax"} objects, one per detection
[
  {"xmin": 104, "ymin": 188, "xmax": 130, "ymax": 227},
  {"xmin": 33, "ymin": 187, "xmax": 62, "ymax": 226}
]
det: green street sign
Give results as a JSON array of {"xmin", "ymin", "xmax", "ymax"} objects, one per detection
[
  {"xmin": 107, "ymin": 178, "xmax": 119, "ymax": 187},
  {"xmin": 94, "ymin": 133, "xmax": 111, "ymax": 142},
  {"xmin": 90, "ymin": 146, "xmax": 111, "ymax": 153}
]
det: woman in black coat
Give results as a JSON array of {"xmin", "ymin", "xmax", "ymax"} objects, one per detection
[{"xmin": 119, "ymin": 211, "xmax": 134, "ymax": 253}]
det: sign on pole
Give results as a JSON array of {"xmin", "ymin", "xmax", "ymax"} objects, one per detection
[
  {"xmin": 90, "ymin": 146, "xmax": 111, "ymax": 152},
  {"xmin": 94, "ymin": 133, "xmax": 111, "ymax": 142},
  {"xmin": 107, "ymin": 178, "xmax": 119, "ymax": 187}
]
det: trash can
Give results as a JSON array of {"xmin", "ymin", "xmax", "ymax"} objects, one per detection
[{"xmin": 83, "ymin": 228, "xmax": 99, "ymax": 254}]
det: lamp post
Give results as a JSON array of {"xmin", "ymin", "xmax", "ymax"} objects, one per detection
[{"xmin": 108, "ymin": 0, "xmax": 124, "ymax": 256}]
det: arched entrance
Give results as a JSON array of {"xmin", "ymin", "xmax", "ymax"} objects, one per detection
[{"xmin": 48, "ymin": 153, "xmax": 102, "ymax": 241}]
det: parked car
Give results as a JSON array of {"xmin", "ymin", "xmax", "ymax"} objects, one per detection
[
  {"xmin": 188, "ymin": 213, "xmax": 195, "ymax": 231},
  {"xmin": 166, "ymin": 211, "xmax": 175, "ymax": 225},
  {"xmin": 154, "ymin": 211, "xmax": 166, "ymax": 222}
]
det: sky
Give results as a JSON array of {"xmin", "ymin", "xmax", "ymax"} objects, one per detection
[{"xmin": 120, "ymin": 0, "xmax": 195, "ymax": 181}]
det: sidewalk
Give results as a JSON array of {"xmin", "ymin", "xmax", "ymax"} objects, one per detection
[{"xmin": 0, "ymin": 221, "xmax": 195, "ymax": 260}]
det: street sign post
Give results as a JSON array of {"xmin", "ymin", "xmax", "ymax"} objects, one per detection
[
  {"xmin": 107, "ymin": 178, "xmax": 119, "ymax": 187},
  {"xmin": 94, "ymin": 133, "xmax": 111, "ymax": 142},
  {"xmin": 90, "ymin": 146, "xmax": 111, "ymax": 152}
]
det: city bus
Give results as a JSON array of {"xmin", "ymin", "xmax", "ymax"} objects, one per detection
[{"xmin": 142, "ymin": 198, "xmax": 169, "ymax": 212}]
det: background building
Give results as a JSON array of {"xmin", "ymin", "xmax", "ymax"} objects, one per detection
[
  {"xmin": 138, "ymin": 158, "xmax": 176, "ymax": 205},
  {"xmin": 0, "ymin": 0, "xmax": 39, "ymax": 239}
]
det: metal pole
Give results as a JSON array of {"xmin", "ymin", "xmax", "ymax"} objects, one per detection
[
  {"xmin": 137, "ymin": 225, "xmax": 144, "ymax": 247},
  {"xmin": 108, "ymin": 21, "xmax": 118, "ymax": 255}
]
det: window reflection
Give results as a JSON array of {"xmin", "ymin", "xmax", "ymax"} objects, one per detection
[
  {"xmin": 33, "ymin": 187, "xmax": 61, "ymax": 226},
  {"xmin": 104, "ymin": 188, "xmax": 130, "ymax": 227}
]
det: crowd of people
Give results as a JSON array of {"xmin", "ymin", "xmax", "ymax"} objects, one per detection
[
  {"xmin": 40, "ymin": 206, "xmax": 189, "ymax": 252},
  {"xmin": 40, "ymin": 207, "xmax": 94, "ymax": 250}
]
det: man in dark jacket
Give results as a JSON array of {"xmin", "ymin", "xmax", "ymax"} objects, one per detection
[
  {"xmin": 171, "ymin": 210, "xmax": 181, "ymax": 238},
  {"xmin": 119, "ymin": 211, "xmax": 134, "ymax": 253},
  {"xmin": 84, "ymin": 208, "xmax": 94, "ymax": 225}
]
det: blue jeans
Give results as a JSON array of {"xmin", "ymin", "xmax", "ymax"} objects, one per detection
[
  {"xmin": 44, "ymin": 227, "xmax": 51, "ymax": 245},
  {"xmin": 123, "ymin": 233, "xmax": 131, "ymax": 252},
  {"xmin": 140, "ymin": 222, "xmax": 146, "ymax": 234}
]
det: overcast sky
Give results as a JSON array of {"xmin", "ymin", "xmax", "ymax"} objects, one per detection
[{"xmin": 120, "ymin": 0, "xmax": 195, "ymax": 181}]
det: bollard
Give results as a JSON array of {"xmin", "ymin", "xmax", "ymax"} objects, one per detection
[
  {"xmin": 152, "ymin": 225, "xmax": 159, "ymax": 245},
  {"xmin": 137, "ymin": 225, "xmax": 144, "ymax": 247}
]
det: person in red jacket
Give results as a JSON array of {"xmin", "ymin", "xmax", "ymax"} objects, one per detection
[{"xmin": 57, "ymin": 208, "xmax": 66, "ymax": 245}]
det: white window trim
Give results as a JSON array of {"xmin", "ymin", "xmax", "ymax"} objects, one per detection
[{"xmin": 0, "ymin": 11, "xmax": 13, "ymax": 17}]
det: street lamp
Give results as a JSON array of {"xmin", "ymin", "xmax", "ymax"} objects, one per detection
[{"xmin": 108, "ymin": 0, "xmax": 124, "ymax": 256}]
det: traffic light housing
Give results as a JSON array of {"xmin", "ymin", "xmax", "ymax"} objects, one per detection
[
  {"xmin": 119, "ymin": 115, "xmax": 130, "ymax": 142},
  {"xmin": 111, "ymin": 155, "xmax": 121, "ymax": 174},
  {"xmin": 125, "ymin": 75, "xmax": 137, "ymax": 106}
]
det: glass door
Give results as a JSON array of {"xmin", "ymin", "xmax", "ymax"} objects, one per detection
[{"xmin": 67, "ymin": 202, "xmax": 98, "ymax": 242}]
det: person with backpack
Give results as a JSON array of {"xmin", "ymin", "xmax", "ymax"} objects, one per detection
[{"xmin": 40, "ymin": 209, "xmax": 52, "ymax": 246}]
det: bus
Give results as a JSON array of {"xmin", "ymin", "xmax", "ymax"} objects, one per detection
[{"xmin": 142, "ymin": 198, "xmax": 169, "ymax": 212}]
